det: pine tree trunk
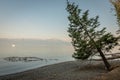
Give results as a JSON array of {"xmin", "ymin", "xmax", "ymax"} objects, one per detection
[
  {"xmin": 87, "ymin": 31, "xmax": 111, "ymax": 70},
  {"xmin": 96, "ymin": 48, "xmax": 111, "ymax": 70},
  {"xmin": 88, "ymin": 34, "xmax": 111, "ymax": 70},
  {"xmin": 82, "ymin": 24, "xmax": 111, "ymax": 71}
]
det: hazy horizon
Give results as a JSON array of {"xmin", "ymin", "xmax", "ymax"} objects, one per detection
[{"xmin": 0, "ymin": 38, "xmax": 73, "ymax": 58}]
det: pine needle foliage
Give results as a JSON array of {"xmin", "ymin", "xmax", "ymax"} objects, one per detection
[{"xmin": 66, "ymin": 1, "xmax": 119, "ymax": 60}]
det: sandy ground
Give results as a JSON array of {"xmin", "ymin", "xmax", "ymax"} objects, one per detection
[{"xmin": 0, "ymin": 60, "xmax": 120, "ymax": 80}]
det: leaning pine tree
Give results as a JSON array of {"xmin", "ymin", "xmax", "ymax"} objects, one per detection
[{"xmin": 66, "ymin": 1, "xmax": 119, "ymax": 71}]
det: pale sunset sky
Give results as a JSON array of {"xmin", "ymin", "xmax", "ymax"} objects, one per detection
[{"xmin": 0, "ymin": 0, "xmax": 118, "ymax": 41}]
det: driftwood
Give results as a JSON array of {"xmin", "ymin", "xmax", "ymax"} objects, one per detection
[{"xmin": 91, "ymin": 53, "xmax": 120, "ymax": 61}]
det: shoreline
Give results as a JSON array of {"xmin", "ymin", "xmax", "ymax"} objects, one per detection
[
  {"xmin": 0, "ymin": 58, "xmax": 73, "ymax": 76},
  {"xmin": 0, "ymin": 60, "xmax": 120, "ymax": 80},
  {"xmin": 0, "ymin": 61, "xmax": 74, "ymax": 76},
  {"xmin": 0, "ymin": 60, "xmax": 73, "ymax": 77}
]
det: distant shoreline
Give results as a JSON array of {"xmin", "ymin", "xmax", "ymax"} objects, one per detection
[{"xmin": 0, "ymin": 60, "xmax": 120, "ymax": 80}]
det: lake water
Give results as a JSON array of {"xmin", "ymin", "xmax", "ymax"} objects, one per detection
[{"xmin": 0, "ymin": 39, "xmax": 74, "ymax": 76}]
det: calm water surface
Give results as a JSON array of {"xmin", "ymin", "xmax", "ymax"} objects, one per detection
[{"xmin": 0, "ymin": 39, "xmax": 74, "ymax": 76}]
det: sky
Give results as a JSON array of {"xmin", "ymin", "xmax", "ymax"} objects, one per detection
[{"xmin": 0, "ymin": 0, "xmax": 118, "ymax": 41}]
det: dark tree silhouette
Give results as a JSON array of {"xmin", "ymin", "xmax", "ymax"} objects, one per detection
[{"xmin": 66, "ymin": 1, "xmax": 119, "ymax": 71}]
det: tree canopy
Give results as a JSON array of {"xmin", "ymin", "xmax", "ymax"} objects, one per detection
[{"xmin": 66, "ymin": 1, "xmax": 118, "ymax": 61}]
